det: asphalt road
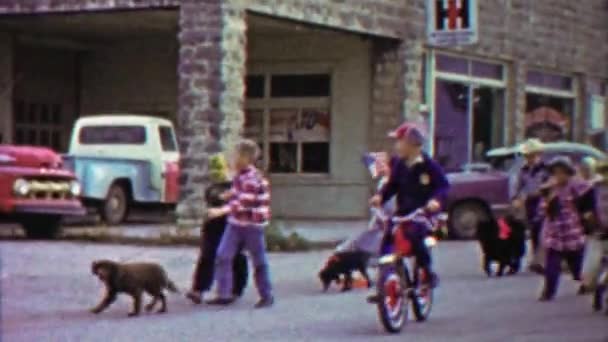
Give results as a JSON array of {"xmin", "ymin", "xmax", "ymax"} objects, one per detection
[{"xmin": 1, "ymin": 241, "xmax": 606, "ymax": 342}]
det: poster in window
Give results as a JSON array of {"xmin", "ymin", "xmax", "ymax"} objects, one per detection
[
  {"xmin": 244, "ymin": 109, "xmax": 264, "ymax": 141},
  {"xmin": 296, "ymin": 109, "xmax": 330, "ymax": 142},
  {"xmin": 269, "ymin": 109, "xmax": 298, "ymax": 142}
]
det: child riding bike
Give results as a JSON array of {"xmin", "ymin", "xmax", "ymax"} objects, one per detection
[{"xmin": 368, "ymin": 121, "xmax": 450, "ymax": 300}]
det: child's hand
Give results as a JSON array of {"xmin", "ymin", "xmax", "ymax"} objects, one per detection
[{"xmin": 208, "ymin": 207, "xmax": 228, "ymax": 219}]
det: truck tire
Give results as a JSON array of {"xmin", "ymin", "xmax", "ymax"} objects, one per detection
[
  {"xmin": 101, "ymin": 184, "xmax": 129, "ymax": 225},
  {"xmin": 22, "ymin": 215, "xmax": 62, "ymax": 239},
  {"xmin": 449, "ymin": 202, "xmax": 491, "ymax": 240}
]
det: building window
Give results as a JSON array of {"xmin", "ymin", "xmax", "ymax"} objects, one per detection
[
  {"xmin": 431, "ymin": 53, "xmax": 507, "ymax": 171},
  {"xmin": 245, "ymin": 73, "xmax": 331, "ymax": 174},
  {"xmin": 13, "ymin": 100, "xmax": 64, "ymax": 151},
  {"xmin": 525, "ymin": 70, "xmax": 576, "ymax": 142}
]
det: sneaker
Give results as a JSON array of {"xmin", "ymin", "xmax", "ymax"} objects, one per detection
[
  {"xmin": 366, "ymin": 292, "xmax": 381, "ymax": 303},
  {"xmin": 254, "ymin": 296, "xmax": 274, "ymax": 309},
  {"xmin": 537, "ymin": 293, "xmax": 553, "ymax": 302},
  {"xmin": 205, "ymin": 297, "xmax": 235, "ymax": 306},
  {"xmin": 186, "ymin": 291, "xmax": 202, "ymax": 304}
]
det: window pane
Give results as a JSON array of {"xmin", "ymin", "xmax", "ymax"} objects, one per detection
[
  {"xmin": 52, "ymin": 104, "xmax": 62, "ymax": 124},
  {"xmin": 472, "ymin": 87, "xmax": 505, "ymax": 162},
  {"xmin": 525, "ymin": 94, "xmax": 574, "ymax": 141},
  {"xmin": 302, "ymin": 143, "xmax": 329, "ymax": 173},
  {"xmin": 526, "ymin": 71, "xmax": 572, "ymax": 91},
  {"xmin": 51, "ymin": 131, "xmax": 61, "ymax": 151},
  {"xmin": 15, "ymin": 129, "xmax": 24, "ymax": 144},
  {"xmin": 14, "ymin": 100, "xmax": 25, "ymax": 123},
  {"xmin": 28, "ymin": 129, "xmax": 36, "ymax": 143},
  {"xmin": 270, "ymin": 143, "xmax": 297, "ymax": 173},
  {"xmin": 246, "ymin": 75, "xmax": 265, "ymax": 98},
  {"xmin": 269, "ymin": 109, "xmax": 298, "ymax": 142},
  {"xmin": 472, "ymin": 61, "xmax": 503, "ymax": 80},
  {"xmin": 158, "ymin": 126, "xmax": 177, "ymax": 152},
  {"xmin": 298, "ymin": 109, "xmax": 330, "ymax": 142},
  {"xmin": 79, "ymin": 125, "xmax": 147, "ymax": 145},
  {"xmin": 271, "ymin": 74, "xmax": 330, "ymax": 97},
  {"xmin": 435, "ymin": 54, "xmax": 468, "ymax": 74},
  {"xmin": 40, "ymin": 105, "xmax": 50, "ymax": 124},
  {"xmin": 40, "ymin": 130, "xmax": 50, "ymax": 146},
  {"xmin": 244, "ymin": 109, "xmax": 264, "ymax": 141}
]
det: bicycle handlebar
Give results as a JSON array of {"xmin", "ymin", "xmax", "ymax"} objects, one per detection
[{"xmin": 370, "ymin": 207, "xmax": 427, "ymax": 224}]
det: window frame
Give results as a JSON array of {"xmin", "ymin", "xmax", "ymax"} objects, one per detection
[
  {"xmin": 426, "ymin": 51, "xmax": 508, "ymax": 159},
  {"xmin": 245, "ymin": 63, "xmax": 333, "ymax": 177}
]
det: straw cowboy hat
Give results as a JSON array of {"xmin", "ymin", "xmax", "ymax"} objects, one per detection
[{"xmin": 519, "ymin": 138, "xmax": 545, "ymax": 155}]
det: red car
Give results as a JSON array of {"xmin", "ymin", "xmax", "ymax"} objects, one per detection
[{"xmin": 0, "ymin": 145, "xmax": 86, "ymax": 239}]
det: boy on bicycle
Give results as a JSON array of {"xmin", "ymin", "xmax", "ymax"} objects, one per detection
[{"xmin": 369, "ymin": 121, "xmax": 450, "ymax": 289}]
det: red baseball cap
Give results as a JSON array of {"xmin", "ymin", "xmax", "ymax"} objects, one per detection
[{"xmin": 388, "ymin": 122, "xmax": 427, "ymax": 145}]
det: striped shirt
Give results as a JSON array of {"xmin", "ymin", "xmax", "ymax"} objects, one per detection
[{"xmin": 226, "ymin": 166, "xmax": 271, "ymax": 228}]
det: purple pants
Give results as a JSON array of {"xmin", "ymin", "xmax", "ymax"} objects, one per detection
[{"xmin": 542, "ymin": 248, "xmax": 584, "ymax": 299}]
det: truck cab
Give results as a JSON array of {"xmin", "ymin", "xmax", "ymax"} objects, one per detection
[
  {"xmin": 63, "ymin": 115, "xmax": 180, "ymax": 224},
  {"xmin": 0, "ymin": 145, "xmax": 86, "ymax": 238}
]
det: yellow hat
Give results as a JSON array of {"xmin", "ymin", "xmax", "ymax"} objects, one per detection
[{"xmin": 519, "ymin": 138, "xmax": 544, "ymax": 155}]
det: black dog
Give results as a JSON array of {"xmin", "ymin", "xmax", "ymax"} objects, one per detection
[
  {"xmin": 477, "ymin": 214, "xmax": 527, "ymax": 277},
  {"xmin": 318, "ymin": 251, "xmax": 372, "ymax": 292}
]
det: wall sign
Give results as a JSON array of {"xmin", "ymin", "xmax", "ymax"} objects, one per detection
[{"xmin": 427, "ymin": 0, "xmax": 479, "ymax": 47}]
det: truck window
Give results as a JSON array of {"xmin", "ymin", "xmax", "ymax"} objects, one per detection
[
  {"xmin": 158, "ymin": 126, "xmax": 177, "ymax": 152},
  {"xmin": 79, "ymin": 126, "xmax": 146, "ymax": 145}
]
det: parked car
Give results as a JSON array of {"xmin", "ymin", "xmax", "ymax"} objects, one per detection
[
  {"xmin": 63, "ymin": 115, "xmax": 180, "ymax": 225},
  {"xmin": 445, "ymin": 141, "xmax": 607, "ymax": 239},
  {"xmin": 0, "ymin": 145, "xmax": 86, "ymax": 238}
]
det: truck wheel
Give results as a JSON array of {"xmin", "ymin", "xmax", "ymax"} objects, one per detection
[
  {"xmin": 449, "ymin": 202, "xmax": 491, "ymax": 240},
  {"xmin": 101, "ymin": 184, "xmax": 128, "ymax": 225},
  {"xmin": 22, "ymin": 216, "xmax": 62, "ymax": 239}
]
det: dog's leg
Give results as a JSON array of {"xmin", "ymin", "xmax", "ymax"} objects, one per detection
[
  {"xmin": 128, "ymin": 290, "xmax": 142, "ymax": 317},
  {"xmin": 497, "ymin": 261, "xmax": 506, "ymax": 277},
  {"xmin": 145, "ymin": 296, "xmax": 158, "ymax": 312},
  {"xmin": 358, "ymin": 265, "xmax": 372, "ymax": 288},
  {"xmin": 593, "ymin": 285, "xmax": 605, "ymax": 312},
  {"xmin": 90, "ymin": 290, "xmax": 117, "ymax": 314},
  {"xmin": 483, "ymin": 255, "xmax": 492, "ymax": 277},
  {"xmin": 342, "ymin": 272, "xmax": 353, "ymax": 292},
  {"xmin": 508, "ymin": 258, "xmax": 521, "ymax": 275},
  {"xmin": 157, "ymin": 292, "xmax": 167, "ymax": 314}
]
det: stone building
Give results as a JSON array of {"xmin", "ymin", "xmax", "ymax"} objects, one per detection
[{"xmin": 0, "ymin": 0, "xmax": 606, "ymax": 226}]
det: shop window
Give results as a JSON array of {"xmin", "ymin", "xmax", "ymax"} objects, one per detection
[
  {"xmin": 435, "ymin": 54, "xmax": 468, "ymax": 74},
  {"xmin": 270, "ymin": 74, "xmax": 331, "ymax": 98},
  {"xmin": 527, "ymin": 71, "xmax": 573, "ymax": 92},
  {"xmin": 13, "ymin": 101, "xmax": 65, "ymax": 151},
  {"xmin": 472, "ymin": 61, "xmax": 503, "ymax": 80},
  {"xmin": 244, "ymin": 72, "xmax": 331, "ymax": 174},
  {"xmin": 246, "ymin": 75, "xmax": 265, "ymax": 98},
  {"xmin": 525, "ymin": 94, "xmax": 574, "ymax": 142}
]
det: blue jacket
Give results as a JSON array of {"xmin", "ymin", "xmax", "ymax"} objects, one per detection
[{"xmin": 380, "ymin": 154, "xmax": 450, "ymax": 216}]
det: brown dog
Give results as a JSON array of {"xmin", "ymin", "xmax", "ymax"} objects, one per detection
[{"xmin": 90, "ymin": 260, "xmax": 178, "ymax": 317}]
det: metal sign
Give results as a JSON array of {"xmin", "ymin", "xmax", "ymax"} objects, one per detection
[{"xmin": 427, "ymin": 0, "xmax": 478, "ymax": 47}]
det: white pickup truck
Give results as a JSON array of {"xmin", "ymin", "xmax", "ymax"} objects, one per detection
[{"xmin": 63, "ymin": 115, "xmax": 180, "ymax": 224}]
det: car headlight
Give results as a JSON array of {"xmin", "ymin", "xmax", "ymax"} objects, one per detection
[
  {"xmin": 13, "ymin": 178, "xmax": 30, "ymax": 197},
  {"xmin": 69, "ymin": 180, "xmax": 82, "ymax": 197}
]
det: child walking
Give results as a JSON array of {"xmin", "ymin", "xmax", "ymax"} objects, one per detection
[
  {"xmin": 537, "ymin": 156, "xmax": 594, "ymax": 301},
  {"xmin": 206, "ymin": 139, "xmax": 274, "ymax": 308}
]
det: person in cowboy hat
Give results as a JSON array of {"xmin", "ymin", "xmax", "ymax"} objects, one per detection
[
  {"xmin": 512, "ymin": 138, "xmax": 550, "ymax": 274},
  {"xmin": 537, "ymin": 156, "xmax": 593, "ymax": 301},
  {"xmin": 369, "ymin": 121, "xmax": 450, "ymax": 292}
]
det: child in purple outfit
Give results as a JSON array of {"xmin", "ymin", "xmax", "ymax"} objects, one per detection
[{"xmin": 537, "ymin": 156, "xmax": 595, "ymax": 301}]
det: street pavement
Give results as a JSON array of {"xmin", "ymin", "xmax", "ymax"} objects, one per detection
[{"xmin": 1, "ymin": 241, "xmax": 606, "ymax": 342}]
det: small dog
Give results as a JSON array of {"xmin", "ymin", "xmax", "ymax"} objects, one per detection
[
  {"xmin": 90, "ymin": 260, "xmax": 178, "ymax": 317},
  {"xmin": 477, "ymin": 215, "xmax": 527, "ymax": 277},
  {"xmin": 318, "ymin": 251, "xmax": 372, "ymax": 292}
]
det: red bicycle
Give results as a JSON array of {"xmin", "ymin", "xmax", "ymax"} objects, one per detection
[{"xmin": 368, "ymin": 207, "xmax": 446, "ymax": 333}]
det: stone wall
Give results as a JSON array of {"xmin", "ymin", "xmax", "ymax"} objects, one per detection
[
  {"xmin": 176, "ymin": 0, "xmax": 246, "ymax": 227},
  {"xmin": 0, "ymin": 0, "xmax": 178, "ymax": 13}
]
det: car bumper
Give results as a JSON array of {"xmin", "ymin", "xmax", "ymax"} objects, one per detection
[{"xmin": 1, "ymin": 199, "xmax": 86, "ymax": 217}]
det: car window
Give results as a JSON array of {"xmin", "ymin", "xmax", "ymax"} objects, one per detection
[
  {"xmin": 158, "ymin": 126, "xmax": 177, "ymax": 152},
  {"xmin": 79, "ymin": 125, "xmax": 146, "ymax": 145}
]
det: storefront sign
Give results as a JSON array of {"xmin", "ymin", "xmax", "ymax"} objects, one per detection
[{"xmin": 427, "ymin": 0, "xmax": 478, "ymax": 47}]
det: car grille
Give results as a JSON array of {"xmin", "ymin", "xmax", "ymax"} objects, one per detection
[{"xmin": 27, "ymin": 180, "xmax": 73, "ymax": 200}]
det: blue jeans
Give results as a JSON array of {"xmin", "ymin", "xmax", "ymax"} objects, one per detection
[{"xmin": 215, "ymin": 224, "xmax": 272, "ymax": 300}]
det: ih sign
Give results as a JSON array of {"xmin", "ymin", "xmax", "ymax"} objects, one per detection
[{"xmin": 427, "ymin": 0, "xmax": 478, "ymax": 47}]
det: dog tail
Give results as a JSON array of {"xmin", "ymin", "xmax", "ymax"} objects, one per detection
[{"xmin": 167, "ymin": 279, "xmax": 179, "ymax": 293}]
